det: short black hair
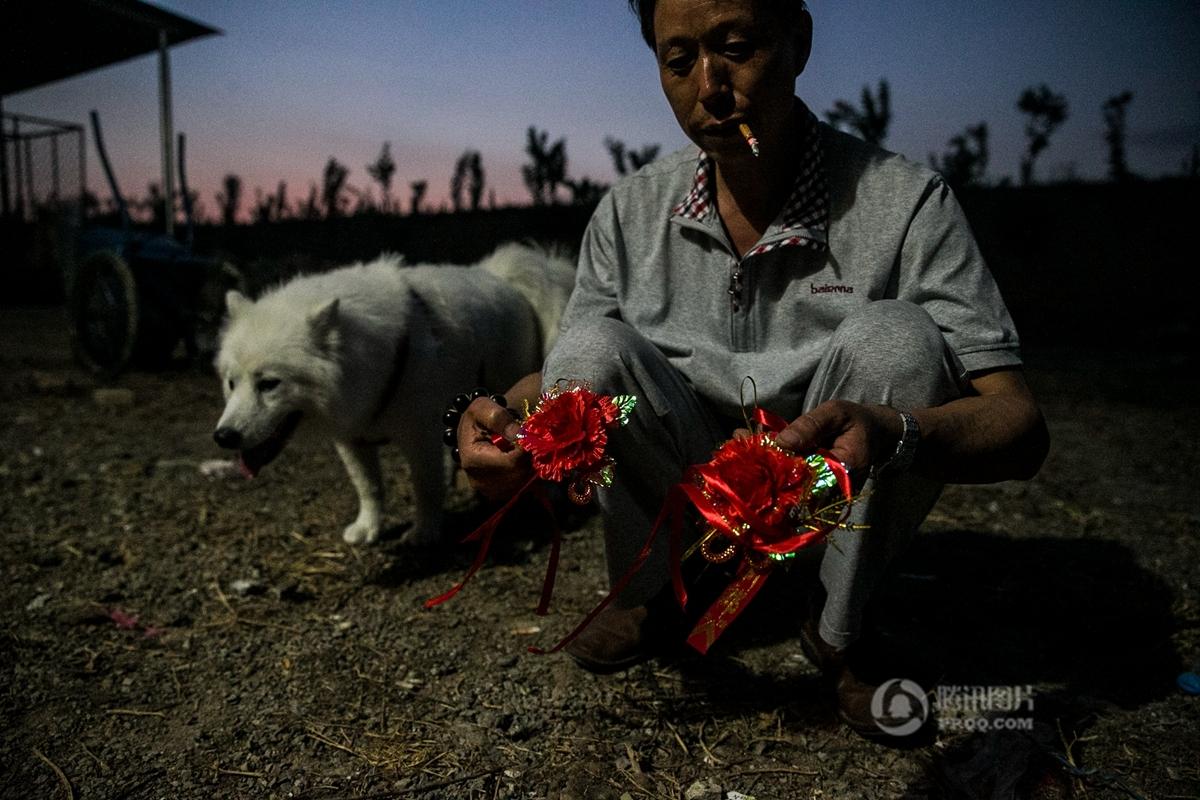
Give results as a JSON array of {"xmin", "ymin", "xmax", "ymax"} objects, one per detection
[{"xmin": 627, "ymin": 0, "xmax": 808, "ymax": 50}]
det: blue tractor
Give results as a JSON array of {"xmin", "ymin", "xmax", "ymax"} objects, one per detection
[{"xmin": 69, "ymin": 111, "xmax": 243, "ymax": 376}]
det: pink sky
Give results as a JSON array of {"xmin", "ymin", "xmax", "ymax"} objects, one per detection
[{"xmin": 8, "ymin": 0, "xmax": 1198, "ymax": 221}]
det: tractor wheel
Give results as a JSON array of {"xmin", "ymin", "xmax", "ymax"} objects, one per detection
[{"xmin": 69, "ymin": 250, "xmax": 139, "ymax": 377}]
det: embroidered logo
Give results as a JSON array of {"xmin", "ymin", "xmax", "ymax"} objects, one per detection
[{"xmin": 810, "ymin": 283, "xmax": 854, "ymax": 294}]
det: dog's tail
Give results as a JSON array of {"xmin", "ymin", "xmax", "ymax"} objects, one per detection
[{"xmin": 478, "ymin": 242, "xmax": 576, "ymax": 356}]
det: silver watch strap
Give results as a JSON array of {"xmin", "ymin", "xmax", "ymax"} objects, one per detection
[{"xmin": 875, "ymin": 410, "xmax": 920, "ymax": 476}]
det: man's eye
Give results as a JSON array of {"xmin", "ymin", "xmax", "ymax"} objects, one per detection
[
  {"xmin": 663, "ymin": 51, "xmax": 694, "ymax": 74},
  {"xmin": 257, "ymin": 378, "xmax": 281, "ymax": 393},
  {"xmin": 724, "ymin": 40, "xmax": 754, "ymax": 58}
]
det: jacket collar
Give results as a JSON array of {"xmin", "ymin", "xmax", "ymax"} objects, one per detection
[{"xmin": 671, "ymin": 99, "xmax": 829, "ymax": 254}]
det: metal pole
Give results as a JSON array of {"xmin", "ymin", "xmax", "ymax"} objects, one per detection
[
  {"xmin": 158, "ymin": 28, "xmax": 175, "ymax": 236},
  {"xmin": 51, "ymin": 134, "xmax": 61, "ymax": 202},
  {"xmin": 12, "ymin": 117, "xmax": 24, "ymax": 219},
  {"xmin": 24, "ymin": 137, "xmax": 36, "ymax": 215},
  {"xmin": 0, "ymin": 96, "xmax": 10, "ymax": 218},
  {"xmin": 78, "ymin": 125, "xmax": 87, "ymax": 222}
]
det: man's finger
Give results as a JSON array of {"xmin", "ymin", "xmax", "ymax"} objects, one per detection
[{"xmin": 775, "ymin": 413, "xmax": 822, "ymax": 452}]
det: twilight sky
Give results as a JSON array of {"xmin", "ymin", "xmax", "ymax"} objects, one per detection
[{"xmin": 8, "ymin": 0, "xmax": 1199, "ymax": 217}]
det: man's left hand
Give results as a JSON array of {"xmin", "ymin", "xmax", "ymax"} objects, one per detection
[{"xmin": 734, "ymin": 400, "xmax": 901, "ymax": 474}]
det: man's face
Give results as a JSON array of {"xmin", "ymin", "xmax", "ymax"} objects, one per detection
[{"xmin": 653, "ymin": 0, "xmax": 808, "ymax": 160}]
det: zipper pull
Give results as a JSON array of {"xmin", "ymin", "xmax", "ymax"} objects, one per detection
[{"xmin": 728, "ymin": 266, "xmax": 744, "ymax": 311}]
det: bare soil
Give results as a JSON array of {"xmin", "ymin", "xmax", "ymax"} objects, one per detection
[{"xmin": 2, "ymin": 306, "xmax": 1197, "ymax": 800}]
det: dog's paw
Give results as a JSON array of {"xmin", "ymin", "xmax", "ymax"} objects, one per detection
[{"xmin": 342, "ymin": 519, "xmax": 380, "ymax": 545}]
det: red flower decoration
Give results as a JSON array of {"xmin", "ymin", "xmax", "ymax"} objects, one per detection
[
  {"xmin": 518, "ymin": 387, "xmax": 621, "ymax": 483},
  {"xmin": 682, "ymin": 433, "xmax": 836, "ymax": 557}
]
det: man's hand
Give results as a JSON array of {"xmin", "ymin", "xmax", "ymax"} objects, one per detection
[
  {"xmin": 773, "ymin": 401, "xmax": 901, "ymax": 473},
  {"xmin": 734, "ymin": 369, "xmax": 1049, "ymax": 484},
  {"xmin": 457, "ymin": 373, "xmax": 541, "ymax": 501},
  {"xmin": 734, "ymin": 400, "xmax": 900, "ymax": 475}
]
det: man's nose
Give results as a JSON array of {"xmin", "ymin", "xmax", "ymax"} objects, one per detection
[{"xmin": 697, "ymin": 54, "xmax": 733, "ymax": 115}]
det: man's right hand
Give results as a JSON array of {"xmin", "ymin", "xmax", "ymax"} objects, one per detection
[{"xmin": 456, "ymin": 373, "xmax": 541, "ymax": 501}]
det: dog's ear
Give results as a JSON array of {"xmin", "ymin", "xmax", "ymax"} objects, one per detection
[
  {"xmin": 308, "ymin": 298, "xmax": 340, "ymax": 345},
  {"xmin": 225, "ymin": 290, "xmax": 251, "ymax": 318}
]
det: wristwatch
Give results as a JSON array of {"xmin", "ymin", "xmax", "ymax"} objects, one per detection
[{"xmin": 875, "ymin": 410, "xmax": 920, "ymax": 476}]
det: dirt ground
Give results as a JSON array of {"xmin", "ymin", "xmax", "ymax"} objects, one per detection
[{"xmin": 1, "ymin": 306, "xmax": 1197, "ymax": 800}]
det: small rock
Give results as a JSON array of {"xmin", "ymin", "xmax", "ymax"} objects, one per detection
[
  {"xmin": 230, "ymin": 578, "xmax": 265, "ymax": 596},
  {"xmin": 30, "ymin": 371, "xmax": 85, "ymax": 396},
  {"xmin": 93, "ymin": 387, "xmax": 135, "ymax": 407},
  {"xmin": 200, "ymin": 459, "xmax": 241, "ymax": 479},
  {"xmin": 685, "ymin": 779, "xmax": 722, "ymax": 800},
  {"xmin": 26, "ymin": 593, "xmax": 51, "ymax": 611}
]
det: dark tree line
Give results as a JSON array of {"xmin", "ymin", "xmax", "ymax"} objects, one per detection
[
  {"xmin": 828, "ymin": 79, "xmax": 1155, "ymax": 189},
  {"xmin": 107, "ymin": 80, "xmax": 1187, "ymax": 227}
]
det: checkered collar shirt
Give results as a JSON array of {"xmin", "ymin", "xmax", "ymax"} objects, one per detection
[{"xmin": 670, "ymin": 100, "xmax": 830, "ymax": 256}]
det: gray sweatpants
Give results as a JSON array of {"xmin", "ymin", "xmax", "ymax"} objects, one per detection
[{"xmin": 542, "ymin": 300, "xmax": 968, "ymax": 648}]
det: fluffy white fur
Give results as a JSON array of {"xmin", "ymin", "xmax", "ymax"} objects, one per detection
[{"xmin": 213, "ymin": 242, "xmax": 575, "ymax": 545}]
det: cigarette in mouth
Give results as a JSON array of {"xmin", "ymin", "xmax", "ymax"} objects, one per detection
[{"xmin": 738, "ymin": 123, "xmax": 760, "ymax": 157}]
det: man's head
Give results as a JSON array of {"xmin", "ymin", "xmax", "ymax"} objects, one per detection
[
  {"xmin": 634, "ymin": 0, "xmax": 813, "ymax": 162},
  {"xmin": 627, "ymin": 0, "xmax": 809, "ymax": 52}
]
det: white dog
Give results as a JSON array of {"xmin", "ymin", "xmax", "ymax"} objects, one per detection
[{"xmin": 212, "ymin": 242, "xmax": 575, "ymax": 545}]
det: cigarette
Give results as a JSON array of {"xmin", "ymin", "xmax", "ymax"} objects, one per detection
[{"xmin": 738, "ymin": 123, "xmax": 760, "ymax": 157}]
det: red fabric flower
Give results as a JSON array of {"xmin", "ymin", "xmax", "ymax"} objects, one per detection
[
  {"xmin": 519, "ymin": 388, "xmax": 620, "ymax": 482},
  {"xmin": 683, "ymin": 433, "xmax": 828, "ymax": 555}
]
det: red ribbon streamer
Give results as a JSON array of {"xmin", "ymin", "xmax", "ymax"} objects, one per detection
[
  {"xmin": 424, "ymin": 475, "xmax": 538, "ymax": 610},
  {"xmin": 528, "ymin": 484, "xmax": 687, "ymax": 655},
  {"xmin": 686, "ymin": 560, "xmax": 771, "ymax": 654}
]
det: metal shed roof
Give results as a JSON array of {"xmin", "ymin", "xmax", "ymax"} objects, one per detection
[{"xmin": 2, "ymin": 0, "xmax": 220, "ymax": 96}]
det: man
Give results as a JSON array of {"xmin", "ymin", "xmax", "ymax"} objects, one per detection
[{"xmin": 456, "ymin": 0, "xmax": 1048, "ymax": 734}]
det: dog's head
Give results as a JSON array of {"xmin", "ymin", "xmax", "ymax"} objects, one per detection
[{"xmin": 212, "ymin": 290, "xmax": 341, "ymax": 478}]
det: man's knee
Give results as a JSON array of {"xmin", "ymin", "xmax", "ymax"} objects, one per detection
[
  {"xmin": 829, "ymin": 300, "xmax": 953, "ymax": 385},
  {"xmin": 544, "ymin": 316, "xmax": 646, "ymax": 391}
]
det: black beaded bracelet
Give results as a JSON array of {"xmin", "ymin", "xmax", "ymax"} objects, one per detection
[{"xmin": 442, "ymin": 387, "xmax": 507, "ymax": 463}]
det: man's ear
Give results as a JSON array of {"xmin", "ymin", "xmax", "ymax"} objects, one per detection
[{"xmin": 793, "ymin": 9, "xmax": 813, "ymax": 77}]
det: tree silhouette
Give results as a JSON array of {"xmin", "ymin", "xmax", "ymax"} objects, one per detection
[
  {"xmin": 604, "ymin": 137, "xmax": 662, "ymax": 176},
  {"xmin": 522, "ymin": 127, "xmax": 567, "ymax": 205},
  {"xmin": 216, "ymin": 173, "xmax": 242, "ymax": 227},
  {"xmin": 1017, "ymin": 84, "xmax": 1069, "ymax": 185},
  {"xmin": 825, "ymin": 80, "xmax": 891, "ymax": 146},
  {"xmin": 253, "ymin": 188, "xmax": 272, "ymax": 224},
  {"xmin": 450, "ymin": 150, "xmax": 486, "ymax": 212},
  {"xmin": 274, "ymin": 181, "xmax": 288, "ymax": 220},
  {"xmin": 365, "ymin": 142, "xmax": 397, "ymax": 213},
  {"xmin": 252, "ymin": 181, "xmax": 288, "ymax": 224},
  {"xmin": 409, "ymin": 180, "xmax": 427, "ymax": 215},
  {"xmin": 321, "ymin": 157, "xmax": 350, "ymax": 218},
  {"xmin": 144, "ymin": 182, "xmax": 167, "ymax": 228},
  {"xmin": 1102, "ymin": 91, "xmax": 1134, "ymax": 183},
  {"xmin": 930, "ymin": 123, "xmax": 989, "ymax": 188},
  {"xmin": 565, "ymin": 176, "xmax": 609, "ymax": 205},
  {"xmin": 299, "ymin": 183, "xmax": 321, "ymax": 220}
]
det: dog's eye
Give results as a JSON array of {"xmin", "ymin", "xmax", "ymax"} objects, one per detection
[
  {"xmin": 227, "ymin": 378, "xmax": 235, "ymax": 391},
  {"xmin": 257, "ymin": 378, "xmax": 281, "ymax": 393}
]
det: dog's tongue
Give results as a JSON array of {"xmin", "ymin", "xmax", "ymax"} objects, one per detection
[{"xmin": 237, "ymin": 453, "xmax": 259, "ymax": 480}]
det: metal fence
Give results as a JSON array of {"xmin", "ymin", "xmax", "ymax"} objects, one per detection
[{"xmin": 1, "ymin": 111, "xmax": 86, "ymax": 222}]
